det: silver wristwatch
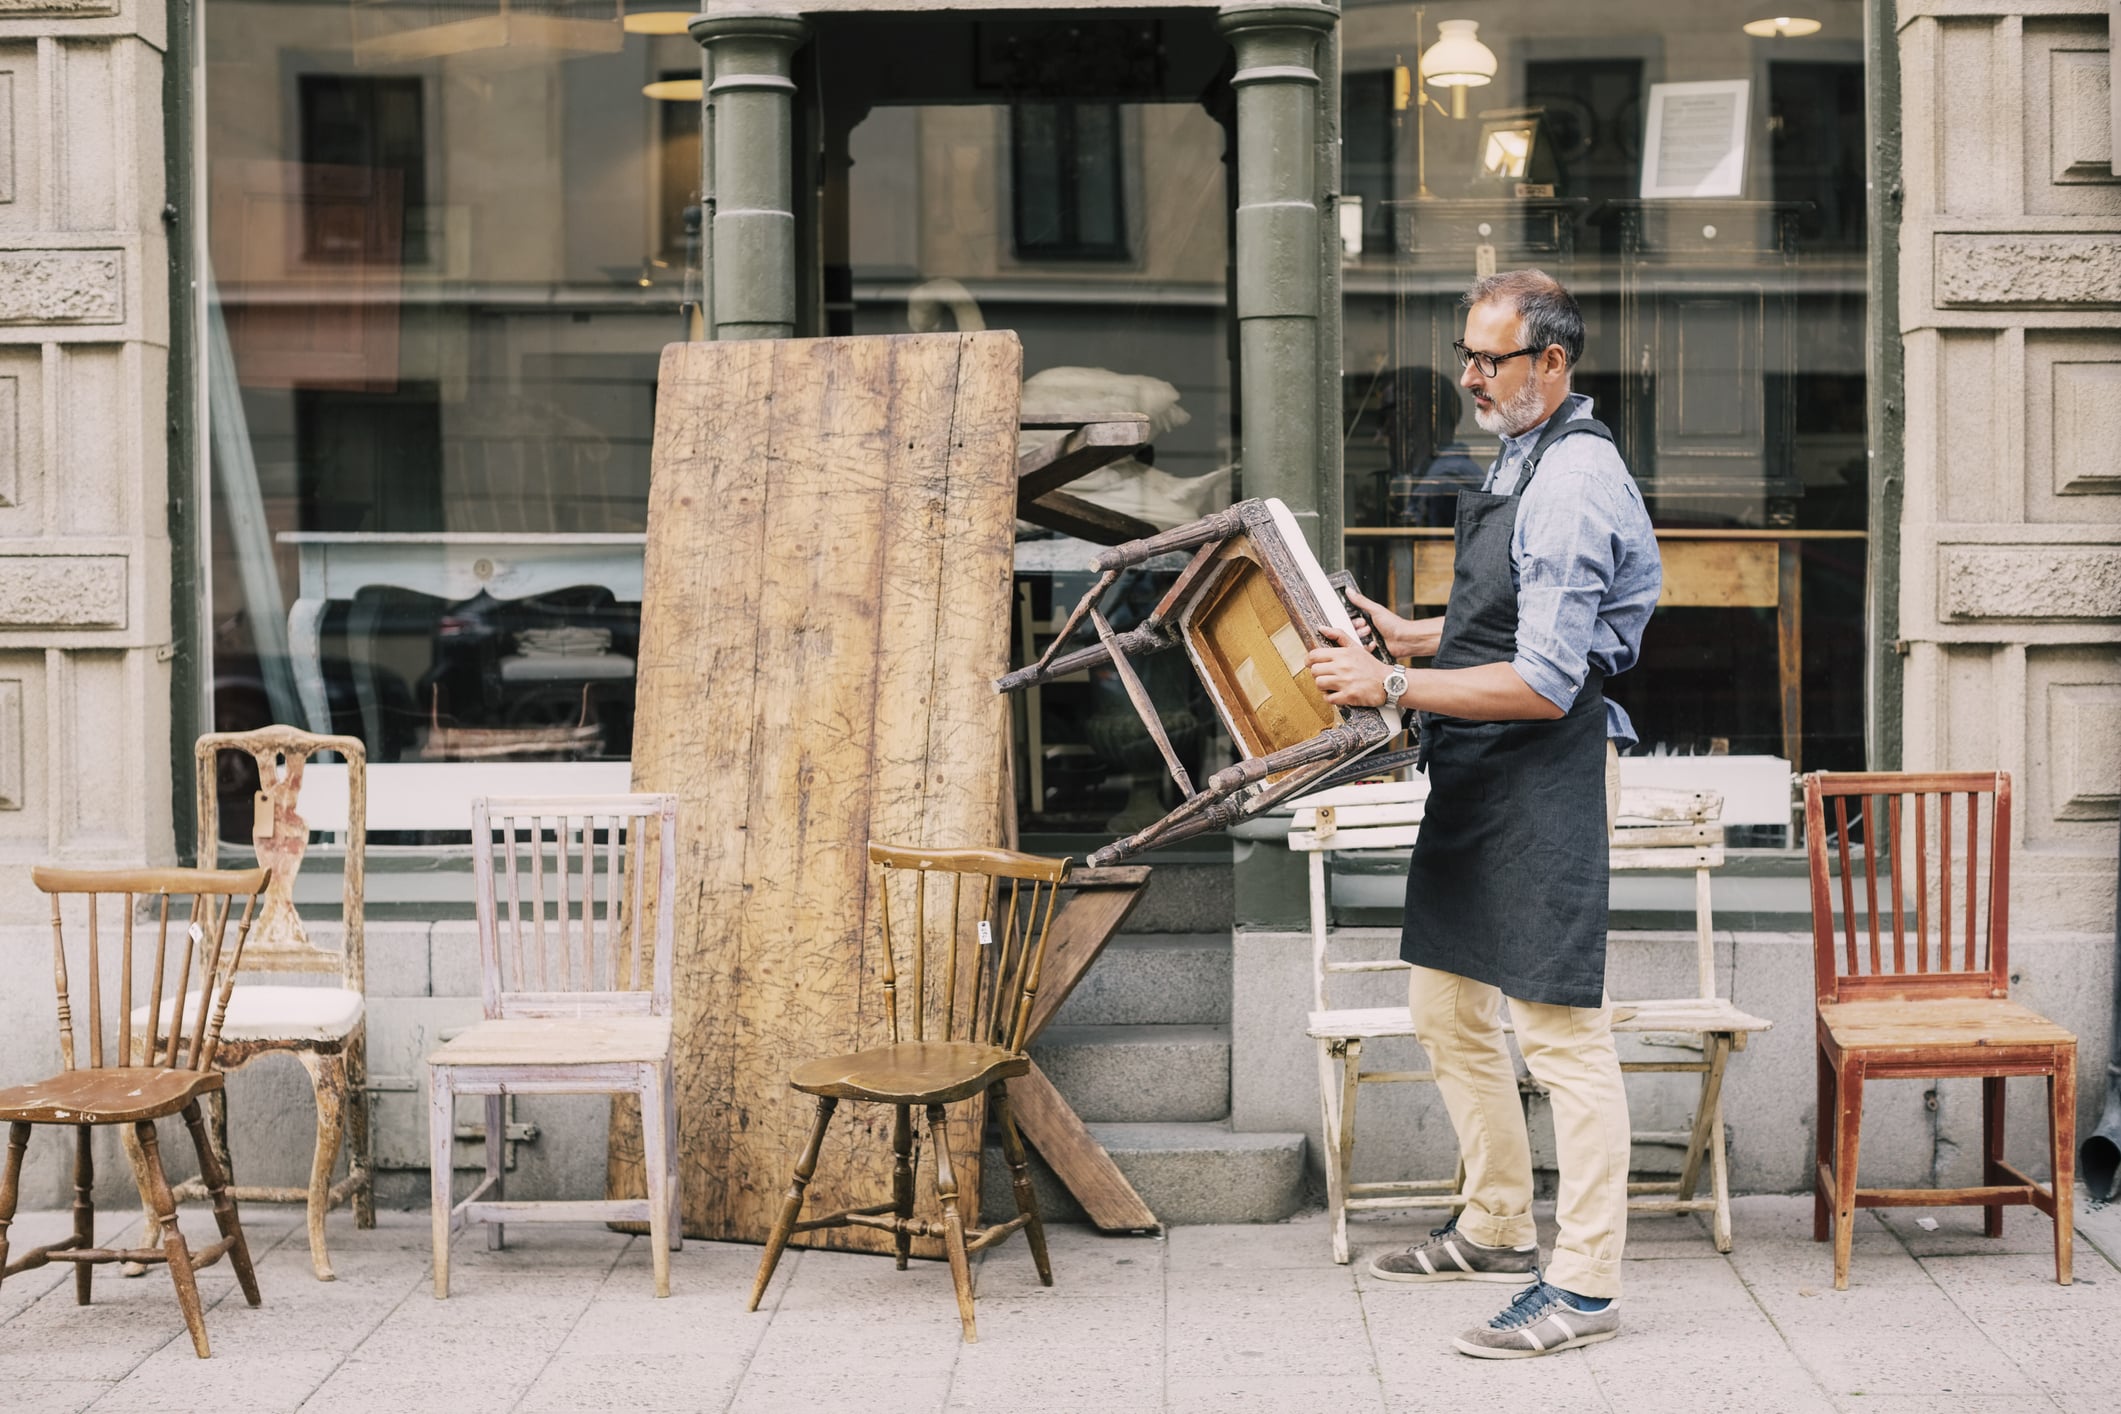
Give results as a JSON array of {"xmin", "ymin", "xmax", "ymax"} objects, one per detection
[{"xmin": 1380, "ymin": 665, "xmax": 1408, "ymax": 708}]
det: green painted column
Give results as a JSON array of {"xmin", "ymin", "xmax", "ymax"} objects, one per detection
[
  {"xmin": 690, "ymin": 11, "xmax": 808, "ymax": 341},
  {"xmin": 1216, "ymin": 1, "xmax": 1339, "ymax": 559}
]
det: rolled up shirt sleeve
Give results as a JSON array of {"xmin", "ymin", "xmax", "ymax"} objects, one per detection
[{"xmin": 1508, "ymin": 466, "xmax": 1646, "ymax": 716}]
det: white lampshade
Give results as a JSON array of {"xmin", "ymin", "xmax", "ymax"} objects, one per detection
[
  {"xmin": 1742, "ymin": 15, "xmax": 1823, "ymax": 37},
  {"xmin": 1420, "ymin": 19, "xmax": 1496, "ymax": 88},
  {"xmin": 643, "ymin": 77, "xmax": 702, "ymax": 100},
  {"xmin": 624, "ymin": 8, "xmax": 695, "ymax": 35}
]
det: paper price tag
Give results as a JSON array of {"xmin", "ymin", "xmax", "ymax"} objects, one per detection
[{"xmin": 978, "ymin": 920, "xmax": 994, "ymax": 949}]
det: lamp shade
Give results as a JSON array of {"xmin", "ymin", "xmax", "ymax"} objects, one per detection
[
  {"xmin": 1742, "ymin": 15, "xmax": 1823, "ymax": 36},
  {"xmin": 643, "ymin": 77, "xmax": 702, "ymax": 100},
  {"xmin": 623, "ymin": 7, "xmax": 695, "ymax": 34},
  {"xmin": 1420, "ymin": 19, "xmax": 1496, "ymax": 88}
]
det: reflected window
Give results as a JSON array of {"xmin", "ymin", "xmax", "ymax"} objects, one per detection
[{"xmin": 1011, "ymin": 102, "xmax": 1128, "ymax": 260}]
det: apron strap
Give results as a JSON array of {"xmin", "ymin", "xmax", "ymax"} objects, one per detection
[{"xmin": 1516, "ymin": 410, "xmax": 1614, "ymax": 494}]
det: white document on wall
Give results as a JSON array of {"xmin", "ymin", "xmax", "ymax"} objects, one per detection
[{"xmin": 1640, "ymin": 80, "xmax": 1751, "ymax": 198}]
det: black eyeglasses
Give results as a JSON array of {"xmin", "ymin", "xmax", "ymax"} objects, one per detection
[{"xmin": 1453, "ymin": 340, "xmax": 1543, "ymax": 378}]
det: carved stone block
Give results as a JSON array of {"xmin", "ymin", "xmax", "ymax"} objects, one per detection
[
  {"xmin": 2049, "ymin": 683, "xmax": 2121, "ymax": 821},
  {"xmin": 0, "ymin": 554, "xmax": 124, "ymax": 626},
  {"xmin": 1935, "ymin": 234, "xmax": 2121, "ymax": 307},
  {"xmin": 0, "ymin": 250, "xmax": 121, "ymax": 323},
  {"xmin": 1939, "ymin": 544, "xmax": 2121, "ymax": 619}
]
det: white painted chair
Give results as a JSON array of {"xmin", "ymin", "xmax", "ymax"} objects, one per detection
[
  {"xmin": 426, "ymin": 794, "xmax": 682, "ymax": 1297},
  {"xmin": 1288, "ymin": 778, "xmax": 1772, "ymax": 1261}
]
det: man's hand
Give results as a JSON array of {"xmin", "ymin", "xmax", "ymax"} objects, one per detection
[
  {"xmin": 1307, "ymin": 625, "xmax": 1391, "ymax": 706},
  {"xmin": 1344, "ymin": 587, "xmax": 1443, "ymax": 660}
]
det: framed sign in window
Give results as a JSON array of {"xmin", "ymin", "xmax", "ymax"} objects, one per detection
[{"xmin": 1639, "ymin": 79, "xmax": 1750, "ymax": 198}]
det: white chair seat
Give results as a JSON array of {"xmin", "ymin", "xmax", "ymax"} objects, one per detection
[
  {"xmin": 1307, "ymin": 1006, "xmax": 1420, "ymax": 1041},
  {"xmin": 133, "ymin": 986, "xmax": 364, "ymax": 1044},
  {"xmin": 429, "ymin": 1016, "xmax": 673, "ymax": 1067},
  {"xmin": 1613, "ymin": 998, "xmax": 1773, "ymax": 1035}
]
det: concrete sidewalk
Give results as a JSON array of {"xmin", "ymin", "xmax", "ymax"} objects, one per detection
[{"xmin": 4, "ymin": 1196, "xmax": 2120, "ymax": 1413}]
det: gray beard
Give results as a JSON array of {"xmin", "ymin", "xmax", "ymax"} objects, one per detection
[{"xmin": 1474, "ymin": 378, "xmax": 1550, "ymax": 438}]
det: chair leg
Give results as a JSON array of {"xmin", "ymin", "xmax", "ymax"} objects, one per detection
[
  {"xmin": 2050, "ymin": 1054, "xmax": 2075, "ymax": 1286},
  {"xmin": 663, "ymin": 1059, "xmax": 683, "ymax": 1252},
  {"xmin": 1982, "ymin": 1075, "xmax": 2007, "ymax": 1239},
  {"xmin": 891, "ymin": 1103, "xmax": 914, "ymax": 1271},
  {"xmin": 748, "ymin": 1096, "xmax": 835, "ymax": 1313},
  {"xmin": 429, "ymin": 1067, "xmax": 454, "ymax": 1299},
  {"xmin": 991, "ymin": 1081, "xmax": 1051, "ymax": 1287},
  {"xmin": 1677, "ymin": 1035, "xmax": 1734, "ymax": 1205},
  {"xmin": 134, "ymin": 1120, "xmax": 210, "ymax": 1359},
  {"xmin": 182, "ymin": 1101, "xmax": 261, "ymax": 1308},
  {"xmin": 1831, "ymin": 1062, "xmax": 1864, "ymax": 1291},
  {"xmin": 119, "ymin": 1123, "xmax": 157, "ymax": 1277},
  {"xmin": 483, "ymin": 1094, "xmax": 506, "ymax": 1253},
  {"xmin": 1813, "ymin": 1045, "xmax": 1834, "ymax": 1243},
  {"xmin": 1709, "ymin": 1095, "xmax": 1734, "ymax": 1254},
  {"xmin": 71, "ymin": 1124, "xmax": 93, "ymax": 1306},
  {"xmin": 927, "ymin": 1103, "xmax": 978, "ymax": 1343},
  {"xmin": 348, "ymin": 1028, "xmax": 376, "ymax": 1229},
  {"xmin": 297, "ymin": 1050, "xmax": 347, "ymax": 1281},
  {"xmin": 0, "ymin": 1121, "xmax": 27, "ymax": 1288},
  {"xmin": 1317, "ymin": 1038, "xmax": 1354, "ymax": 1265},
  {"xmin": 639, "ymin": 1065, "xmax": 672, "ymax": 1299}
]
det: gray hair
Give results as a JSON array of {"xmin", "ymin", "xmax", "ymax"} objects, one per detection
[{"xmin": 1462, "ymin": 269, "xmax": 1585, "ymax": 369}]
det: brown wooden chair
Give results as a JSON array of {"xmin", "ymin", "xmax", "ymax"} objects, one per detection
[
  {"xmin": 0, "ymin": 866, "xmax": 271, "ymax": 1358},
  {"xmin": 747, "ymin": 844, "xmax": 1069, "ymax": 1342},
  {"xmin": 427, "ymin": 794, "xmax": 682, "ymax": 1298},
  {"xmin": 1804, "ymin": 771, "xmax": 2076, "ymax": 1290},
  {"xmin": 128, "ymin": 726, "xmax": 373, "ymax": 1282}
]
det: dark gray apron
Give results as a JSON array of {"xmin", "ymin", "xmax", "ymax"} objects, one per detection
[{"xmin": 1400, "ymin": 413, "xmax": 1615, "ymax": 1008}]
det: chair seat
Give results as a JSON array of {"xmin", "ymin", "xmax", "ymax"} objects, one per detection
[
  {"xmin": 428, "ymin": 1016, "xmax": 673, "ymax": 1067},
  {"xmin": 789, "ymin": 1041, "xmax": 1028, "ymax": 1105},
  {"xmin": 132, "ymin": 986, "xmax": 364, "ymax": 1046},
  {"xmin": 1614, "ymin": 998, "xmax": 1773, "ymax": 1035},
  {"xmin": 1820, "ymin": 997, "xmax": 2074, "ymax": 1055},
  {"xmin": 0, "ymin": 1067, "xmax": 224, "ymax": 1124},
  {"xmin": 1307, "ymin": 1006, "xmax": 1421, "ymax": 1041}
]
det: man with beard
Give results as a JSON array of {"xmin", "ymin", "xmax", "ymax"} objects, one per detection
[{"xmin": 1306, "ymin": 269, "xmax": 1660, "ymax": 1358}]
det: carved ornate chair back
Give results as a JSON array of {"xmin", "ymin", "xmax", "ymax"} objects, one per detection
[
  {"xmin": 28, "ymin": 866, "xmax": 271, "ymax": 1075},
  {"xmin": 1803, "ymin": 771, "xmax": 2011, "ymax": 1005},
  {"xmin": 194, "ymin": 727, "xmax": 366, "ymax": 990},
  {"xmin": 867, "ymin": 843, "xmax": 1072, "ymax": 1056},
  {"xmin": 471, "ymin": 795, "xmax": 679, "ymax": 1020}
]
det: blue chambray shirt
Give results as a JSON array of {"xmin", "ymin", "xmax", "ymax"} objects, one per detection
[{"xmin": 1481, "ymin": 392, "xmax": 1661, "ymax": 750}]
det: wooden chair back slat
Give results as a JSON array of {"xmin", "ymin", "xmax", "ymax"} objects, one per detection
[
  {"xmin": 867, "ymin": 843, "xmax": 1069, "ymax": 1054},
  {"xmin": 1803, "ymin": 772, "xmax": 2011, "ymax": 1003},
  {"xmin": 29, "ymin": 867, "xmax": 269, "ymax": 1073},
  {"xmin": 471, "ymin": 795, "xmax": 678, "ymax": 1018}
]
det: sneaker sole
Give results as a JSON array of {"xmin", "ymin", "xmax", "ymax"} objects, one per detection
[
  {"xmin": 1452, "ymin": 1327, "xmax": 1619, "ymax": 1359},
  {"xmin": 1366, "ymin": 1262, "xmax": 1530, "ymax": 1284}
]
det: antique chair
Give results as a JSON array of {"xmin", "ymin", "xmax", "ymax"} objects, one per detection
[
  {"xmin": 128, "ymin": 726, "xmax": 373, "ymax": 1282},
  {"xmin": 997, "ymin": 498, "xmax": 1404, "ymax": 865},
  {"xmin": 0, "ymin": 865, "xmax": 270, "ymax": 1358},
  {"xmin": 747, "ymin": 844, "xmax": 1069, "ymax": 1342},
  {"xmin": 1289, "ymin": 778, "xmax": 1770, "ymax": 1262},
  {"xmin": 427, "ymin": 793, "xmax": 682, "ymax": 1298},
  {"xmin": 1804, "ymin": 771, "xmax": 2074, "ymax": 1289}
]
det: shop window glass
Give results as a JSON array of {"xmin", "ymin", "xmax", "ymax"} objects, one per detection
[
  {"xmin": 1011, "ymin": 102, "xmax": 1129, "ymax": 260},
  {"xmin": 1341, "ymin": 0, "xmax": 1870, "ymax": 791}
]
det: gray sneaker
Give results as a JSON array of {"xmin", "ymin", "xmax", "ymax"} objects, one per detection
[
  {"xmin": 1453, "ymin": 1279, "xmax": 1620, "ymax": 1359},
  {"xmin": 1366, "ymin": 1217, "xmax": 1538, "ymax": 1284}
]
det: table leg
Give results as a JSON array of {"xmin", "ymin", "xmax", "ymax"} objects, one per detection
[
  {"xmin": 348, "ymin": 595, "xmax": 386, "ymax": 757},
  {"xmin": 1777, "ymin": 543, "xmax": 1803, "ymax": 771},
  {"xmin": 287, "ymin": 598, "xmax": 334, "ymax": 737}
]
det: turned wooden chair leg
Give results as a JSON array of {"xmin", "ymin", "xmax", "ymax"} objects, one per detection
[
  {"xmin": 297, "ymin": 1050, "xmax": 347, "ymax": 1280},
  {"xmin": 891, "ymin": 1103, "xmax": 915, "ymax": 1271},
  {"xmin": 992, "ymin": 1081, "xmax": 1051, "ymax": 1287},
  {"xmin": 1831, "ymin": 1062, "xmax": 1864, "ymax": 1291},
  {"xmin": 71, "ymin": 1124, "xmax": 94, "ymax": 1306},
  {"xmin": 1982, "ymin": 1075, "xmax": 2007, "ymax": 1240},
  {"xmin": 119, "ymin": 1122, "xmax": 159, "ymax": 1277},
  {"xmin": 749, "ymin": 1096, "xmax": 836, "ymax": 1313},
  {"xmin": 0, "ymin": 1121, "xmax": 26, "ymax": 1287},
  {"xmin": 1813, "ymin": 1046, "xmax": 1834, "ymax": 1243},
  {"xmin": 640, "ymin": 1064, "xmax": 672, "ymax": 1298},
  {"xmin": 429, "ymin": 1067, "xmax": 454, "ymax": 1300},
  {"xmin": 2051, "ymin": 1054, "xmax": 2075, "ymax": 1286},
  {"xmin": 927, "ymin": 1103, "xmax": 978, "ymax": 1343},
  {"xmin": 135, "ymin": 1120, "xmax": 210, "ymax": 1359},
  {"xmin": 483, "ymin": 1094, "xmax": 506, "ymax": 1253},
  {"xmin": 183, "ymin": 1101, "xmax": 261, "ymax": 1308},
  {"xmin": 1316, "ymin": 1039, "xmax": 1349, "ymax": 1265},
  {"xmin": 348, "ymin": 1028, "xmax": 376, "ymax": 1230}
]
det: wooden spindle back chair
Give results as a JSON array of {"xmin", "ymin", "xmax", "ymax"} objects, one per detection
[
  {"xmin": 430, "ymin": 794, "xmax": 682, "ymax": 1298},
  {"xmin": 749, "ymin": 844, "xmax": 1072, "ymax": 1343},
  {"xmin": 1803, "ymin": 771, "xmax": 2075, "ymax": 1288},
  {"xmin": 0, "ymin": 866, "xmax": 270, "ymax": 1359},
  {"xmin": 471, "ymin": 795, "xmax": 678, "ymax": 1019}
]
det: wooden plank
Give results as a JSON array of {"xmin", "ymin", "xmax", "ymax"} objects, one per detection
[
  {"xmin": 1015, "ymin": 419, "xmax": 1151, "ymax": 502},
  {"xmin": 1407, "ymin": 538, "xmax": 1779, "ymax": 609},
  {"xmin": 1009, "ymin": 1061, "xmax": 1157, "ymax": 1232},
  {"xmin": 1017, "ymin": 489, "xmax": 1161, "ymax": 545},
  {"xmin": 1021, "ymin": 866, "xmax": 1151, "ymax": 1042},
  {"xmin": 616, "ymin": 332, "xmax": 1021, "ymax": 1254}
]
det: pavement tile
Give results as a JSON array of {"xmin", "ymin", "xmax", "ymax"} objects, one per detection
[
  {"xmin": 1878, "ymin": 1203, "xmax": 2076, "ymax": 1258},
  {"xmin": 1167, "ymin": 1374, "xmax": 1387, "ymax": 1413},
  {"xmin": 743, "ymin": 1310, "xmax": 968, "ymax": 1376},
  {"xmin": 1166, "ymin": 1217, "xmax": 1341, "ymax": 1270},
  {"xmin": 513, "ymin": 1353, "xmax": 751, "ymax": 1414},
  {"xmin": 1165, "ymin": 1268, "xmax": 1373, "ymax": 1381},
  {"xmin": 947, "ymin": 1361, "xmax": 1164, "ymax": 1409},
  {"xmin": 728, "ymin": 1371, "xmax": 953, "ymax": 1413},
  {"xmin": 0, "ymin": 1381, "xmax": 109, "ymax": 1413},
  {"xmin": 1588, "ymin": 1351, "xmax": 1836, "ymax": 1414},
  {"xmin": 1827, "ymin": 1398, "xmax": 2061, "ymax": 1413}
]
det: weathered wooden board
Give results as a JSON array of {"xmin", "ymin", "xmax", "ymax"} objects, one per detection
[{"xmin": 612, "ymin": 332, "xmax": 1022, "ymax": 1254}]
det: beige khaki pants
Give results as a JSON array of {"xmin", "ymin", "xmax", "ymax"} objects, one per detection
[{"xmin": 1405, "ymin": 741, "xmax": 1629, "ymax": 1299}]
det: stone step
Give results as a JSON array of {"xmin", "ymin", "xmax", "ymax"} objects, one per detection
[
  {"xmin": 1027, "ymin": 1024, "xmax": 1229, "ymax": 1124},
  {"xmin": 980, "ymin": 1120, "xmax": 1308, "ymax": 1227},
  {"xmin": 1050, "ymin": 933, "xmax": 1231, "ymax": 1028}
]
